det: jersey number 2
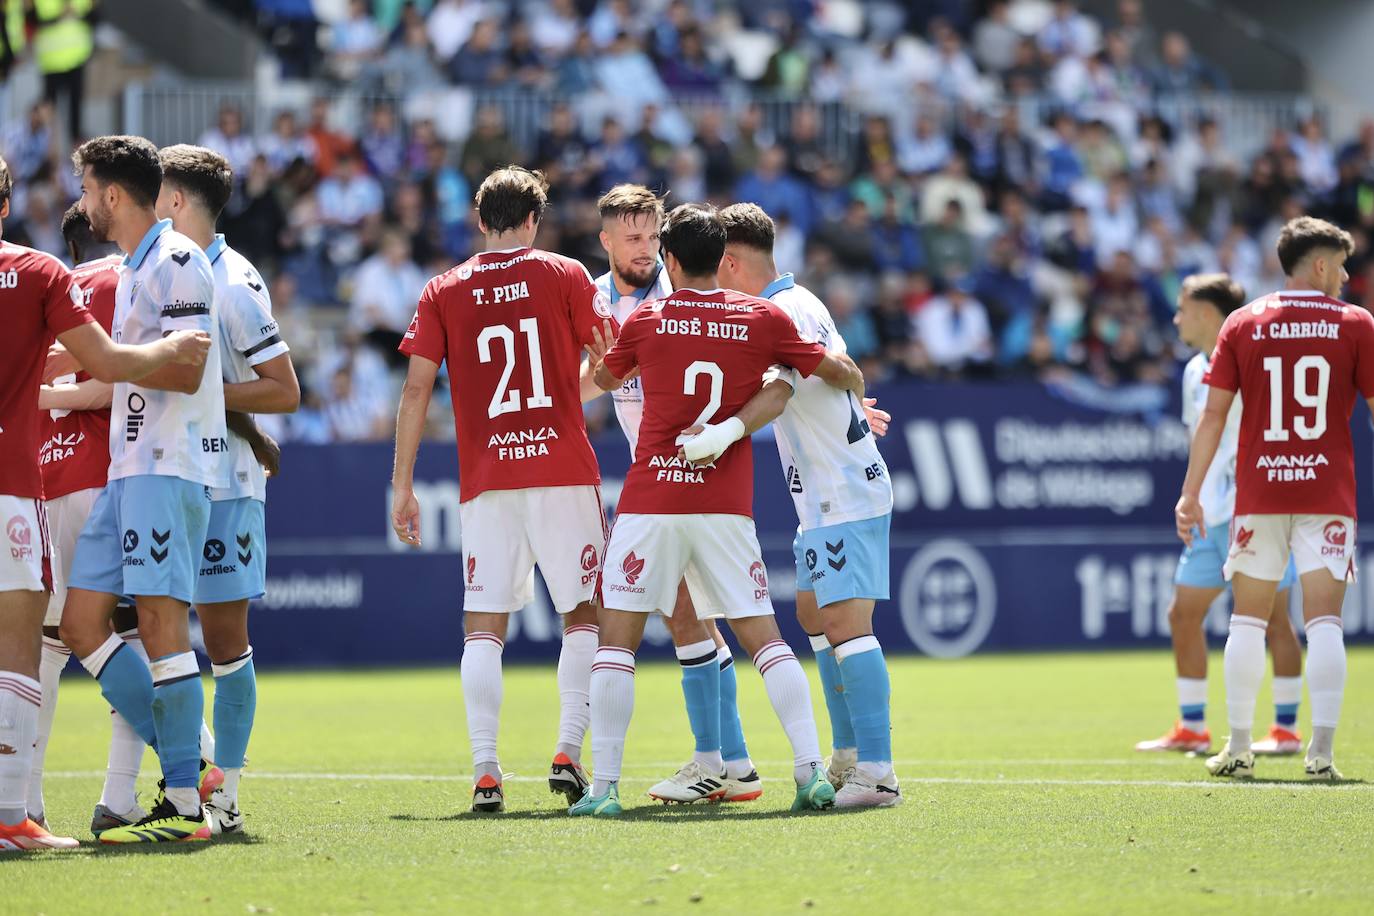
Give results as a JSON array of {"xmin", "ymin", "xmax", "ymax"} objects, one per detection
[
  {"xmin": 478, "ymin": 319, "xmax": 553, "ymax": 419},
  {"xmin": 1263, "ymin": 355, "xmax": 1329, "ymax": 441}
]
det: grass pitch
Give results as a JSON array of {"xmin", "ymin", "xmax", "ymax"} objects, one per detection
[{"xmin": 6, "ymin": 649, "xmax": 1374, "ymax": 914}]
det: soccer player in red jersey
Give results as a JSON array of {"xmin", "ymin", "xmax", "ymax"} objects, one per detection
[
  {"xmin": 391, "ymin": 166, "xmax": 618, "ymax": 812},
  {"xmin": 572, "ymin": 203, "xmax": 865, "ymax": 817},
  {"xmin": 25, "ymin": 204, "xmax": 124, "ymax": 830},
  {"xmin": 0, "ymin": 157, "xmax": 210, "ymax": 851},
  {"xmin": 1177, "ymin": 217, "xmax": 1374, "ymax": 781}
]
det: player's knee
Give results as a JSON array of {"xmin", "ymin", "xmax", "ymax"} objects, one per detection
[
  {"xmin": 665, "ymin": 607, "xmax": 708, "ymax": 645},
  {"xmin": 563, "ymin": 602, "xmax": 598, "ymax": 629}
]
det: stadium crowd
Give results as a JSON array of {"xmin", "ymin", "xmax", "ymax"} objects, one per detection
[{"xmin": 5, "ymin": 0, "xmax": 1374, "ymax": 443}]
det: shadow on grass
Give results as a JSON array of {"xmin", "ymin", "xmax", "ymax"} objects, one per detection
[
  {"xmin": 390, "ymin": 804, "xmax": 864, "ymax": 824},
  {"xmin": 1241, "ymin": 777, "xmax": 1368, "ymax": 787}
]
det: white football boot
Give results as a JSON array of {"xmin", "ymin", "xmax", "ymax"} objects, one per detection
[{"xmin": 647, "ymin": 760, "xmax": 727, "ymax": 804}]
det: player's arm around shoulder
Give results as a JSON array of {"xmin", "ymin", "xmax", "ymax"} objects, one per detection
[{"xmin": 136, "ymin": 248, "xmax": 217, "ymax": 393}]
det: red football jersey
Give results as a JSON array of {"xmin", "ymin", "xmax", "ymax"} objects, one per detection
[
  {"xmin": 1205, "ymin": 290, "xmax": 1374, "ymax": 517},
  {"xmin": 0, "ymin": 241, "xmax": 94, "ymax": 499},
  {"xmin": 605, "ymin": 287, "xmax": 827, "ymax": 517},
  {"xmin": 40, "ymin": 255, "xmax": 120, "ymax": 499},
  {"xmin": 400, "ymin": 247, "xmax": 615, "ymax": 502}
]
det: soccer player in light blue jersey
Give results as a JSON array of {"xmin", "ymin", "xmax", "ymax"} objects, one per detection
[
  {"xmin": 584, "ymin": 185, "xmax": 761, "ymax": 804},
  {"xmin": 58, "ymin": 135, "xmax": 230, "ymax": 842},
  {"xmin": 156, "ymin": 144, "xmax": 301, "ymax": 833},
  {"xmin": 683, "ymin": 202, "xmax": 900, "ymax": 807}
]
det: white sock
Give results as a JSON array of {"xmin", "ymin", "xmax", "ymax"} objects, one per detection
[
  {"xmin": 221, "ymin": 767, "xmax": 242, "ymax": 806},
  {"xmin": 589, "ymin": 647, "xmax": 636, "ymax": 796},
  {"xmin": 555, "ymin": 624, "xmax": 598, "ymax": 764},
  {"xmin": 461, "ymin": 633, "xmax": 504, "ymax": 777},
  {"xmin": 29, "ymin": 636, "xmax": 71, "ymax": 818},
  {"xmin": 100, "ymin": 711, "xmax": 147, "ymax": 815},
  {"xmin": 1305, "ymin": 616, "xmax": 1346, "ymax": 760},
  {"xmin": 1176, "ymin": 676, "xmax": 1207, "ymax": 728},
  {"xmin": 97, "ymin": 630, "xmax": 149, "ymax": 815},
  {"xmin": 200, "ymin": 722, "xmax": 216, "ymax": 764},
  {"xmin": 751, "ymin": 639, "xmax": 822, "ymax": 784},
  {"xmin": 0, "ymin": 672, "xmax": 41, "ymax": 825},
  {"xmin": 1223, "ymin": 616, "xmax": 1267, "ymax": 754},
  {"xmin": 164, "ymin": 785, "xmax": 200, "ymax": 817}
]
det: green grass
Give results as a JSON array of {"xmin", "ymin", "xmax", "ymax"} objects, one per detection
[{"xmin": 7, "ymin": 650, "xmax": 1374, "ymax": 914}]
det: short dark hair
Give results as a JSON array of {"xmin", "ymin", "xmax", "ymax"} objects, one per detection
[
  {"xmin": 597, "ymin": 183, "xmax": 664, "ymax": 224},
  {"xmin": 661, "ymin": 203, "xmax": 725, "ymax": 276},
  {"xmin": 159, "ymin": 144, "xmax": 234, "ymax": 219},
  {"xmin": 1275, "ymin": 216, "xmax": 1355, "ymax": 275},
  {"xmin": 72, "ymin": 135, "xmax": 163, "ymax": 208},
  {"xmin": 475, "ymin": 165, "xmax": 549, "ymax": 234},
  {"xmin": 0, "ymin": 156, "xmax": 10, "ymax": 207},
  {"xmin": 719, "ymin": 202, "xmax": 775, "ymax": 253},
  {"xmin": 61, "ymin": 202, "xmax": 96, "ymax": 258},
  {"xmin": 1181, "ymin": 272, "xmax": 1245, "ymax": 316}
]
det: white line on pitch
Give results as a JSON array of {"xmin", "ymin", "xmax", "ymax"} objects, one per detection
[{"xmin": 43, "ymin": 770, "xmax": 1369, "ymax": 791}]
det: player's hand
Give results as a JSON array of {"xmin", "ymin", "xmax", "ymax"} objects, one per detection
[
  {"xmin": 1175, "ymin": 493, "xmax": 1205, "ymax": 547},
  {"xmin": 676, "ymin": 424, "xmax": 713, "ymax": 466},
  {"xmin": 392, "ymin": 486, "xmax": 422, "ymax": 548},
  {"xmin": 252, "ymin": 432, "xmax": 282, "ymax": 478},
  {"xmin": 583, "ymin": 320, "xmax": 616, "ymax": 368},
  {"xmin": 863, "ymin": 397, "xmax": 891, "ymax": 437},
  {"xmin": 166, "ymin": 329, "xmax": 212, "ymax": 366},
  {"xmin": 43, "ymin": 342, "xmax": 80, "ymax": 384}
]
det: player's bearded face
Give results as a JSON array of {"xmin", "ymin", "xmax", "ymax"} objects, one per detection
[
  {"xmin": 607, "ymin": 213, "xmax": 660, "ymax": 289},
  {"xmin": 83, "ymin": 184, "xmax": 114, "ymax": 242}
]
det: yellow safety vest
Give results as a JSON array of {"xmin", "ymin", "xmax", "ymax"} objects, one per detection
[
  {"xmin": 4, "ymin": 0, "xmax": 25, "ymax": 56},
  {"xmin": 31, "ymin": 0, "xmax": 93, "ymax": 75}
]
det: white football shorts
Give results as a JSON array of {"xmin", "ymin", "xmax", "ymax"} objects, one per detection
[
  {"xmin": 43, "ymin": 486, "xmax": 102, "ymax": 625},
  {"xmin": 0, "ymin": 495, "xmax": 51, "ymax": 594},
  {"xmin": 1224, "ymin": 514, "xmax": 1357, "ymax": 584},
  {"xmin": 459, "ymin": 484, "xmax": 606, "ymax": 614},
  {"xmin": 601, "ymin": 513, "xmax": 774, "ymax": 620}
]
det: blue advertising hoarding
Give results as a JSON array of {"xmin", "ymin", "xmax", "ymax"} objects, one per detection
[{"xmin": 245, "ymin": 382, "xmax": 1374, "ymax": 666}]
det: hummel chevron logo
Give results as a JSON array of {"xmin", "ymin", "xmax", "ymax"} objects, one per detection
[
  {"xmin": 171, "ymin": 251, "xmax": 191, "ymax": 266},
  {"xmin": 152, "ymin": 529, "xmax": 171, "ymax": 546},
  {"xmin": 236, "ymin": 532, "xmax": 252, "ymax": 565},
  {"xmin": 826, "ymin": 539, "xmax": 846, "ymax": 571},
  {"xmin": 236, "ymin": 533, "xmax": 252, "ymax": 548},
  {"xmin": 150, "ymin": 547, "xmax": 168, "ymax": 564}
]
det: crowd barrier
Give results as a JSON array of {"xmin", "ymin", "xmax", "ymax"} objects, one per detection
[{"xmin": 244, "ymin": 381, "xmax": 1374, "ymax": 666}]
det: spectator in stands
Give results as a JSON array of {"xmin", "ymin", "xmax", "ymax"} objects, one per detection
[
  {"xmin": 506, "ymin": 18, "xmax": 551, "ymax": 89},
  {"xmin": 1038, "ymin": 0, "xmax": 1098, "ymax": 59},
  {"xmin": 325, "ymin": 362, "xmax": 394, "ymax": 442},
  {"xmin": 361, "ymin": 104, "xmax": 406, "ymax": 187},
  {"xmin": 828, "ymin": 280, "xmax": 879, "ymax": 363},
  {"xmin": 349, "ymin": 230, "xmax": 426, "ymax": 365},
  {"xmin": 459, "ymin": 105, "xmax": 520, "ymax": 184},
  {"xmin": 759, "ymin": 19, "xmax": 810, "ymax": 97},
  {"xmin": 306, "ymin": 97, "xmax": 355, "ymax": 177},
  {"xmin": 530, "ymin": 0, "xmax": 580, "ymax": 56},
  {"xmin": 815, "ymin": 199, "xmax": 878, "ymax": 273},
  {"xmin": 198, "ymin": 104, "xmax": 257, "ymax": 179},
  {"xmin": 594, "ymin": 31, "xmax": 668, "ymax": 106},
  {"xmin": 973, "ymin": 0, "xmax": 1021, "ymax": 74},
  {"xmin": 317, "ymin": 149, "xmax": 384, "ymax": 265},
  {"xmin": 426, "ymin": 0, "xmax": 484, "ymax": 64},
  {"xmin": 692, "ymin": 107, "xmax": 736, "ymax": 198},
  {"xmin": 590, "ymin": 116, "xmax": 647, "ymax": 190},
  {"xmin": 900, "ymin": 113, "xmax": 953, "ymax": 176},
  {"xmin": 260, "ymin": 109, "xmax": 318, "ymax": 173},
  {"xmin": 916, "ymin": 276, "xmax": 994, "ymax": 373},
  {"xmin": 221, "ymin": 154, "xmax": 287, "ymax": 272},
  {"xmin": 1150, "ymin": 32, "xmax": 1228, "ymax": 96},
  {"xmin": 658, "ymin": 25, "xmax": 725, "ymax": 95},
  {"xmin": 735, "ymin": 144, "xmax": 814, "ymax": 235},
  {"xmin": 923, "ymin": 199, "xmax": 977, "ymax": 279},
  {"xmin": 870, "ymin": 196, "xmax": 925, "ymax": 274},
  {"xmin": 921, "ymin": 152, "xmax": 991, "ymax": 235},
  {"xmin": 1290, "ymin": 115, "xmax": 1338, "ymax": 195},
  {"xmin": 448, "ymin": 17, "xmax": 507, "ymax": 85},
  {"xmin": 1002, "ymin": 36, "xmax": 1045, "ymax": 96},
  {"xmin": 370, "ymin": 15, "xmax": 447, "ymax": 92},
  {"xmin": 328, "ymin": 0, "xmax": 384, "ymax": 81}
]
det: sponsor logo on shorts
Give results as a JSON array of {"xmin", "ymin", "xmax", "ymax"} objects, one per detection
[
  {"xmin": 1323, "ymin": 521, "xmax": 1349, "ymax": 557},
  {"xmin": 622, "ymin": 552, "xmax": 645, "ymax": 586},
  {"xmin": 6, "ymin": 516, "xmax": 33, "ymax": 562},
  {"xmin": 1233, "ymin": 526, "xmax": 1254, "ymax": 552},
  {"xmin": 749, "ymin": 560, "xmax": 769, "ymax": 600},
  {"xmin": 201, "ymin": 539, "xmax": 240, "ymax": 576},
  {"xmin": 150, "ymin": 529, "xmax": 170, "ymax": 565},
  {"xmin": 122, "ymin": 529, "xmax": 139, "ymax": 553},
  {"xmin": 804, "ymin": 548, "xmax": 817, "ymax": 571},
  {"xmin": 465, "ymin": 554, "xmax": 483, "ymax": 592},
  {"xmin": 580, "ymin": 544, "xmax": 599, "ymax": 586}
]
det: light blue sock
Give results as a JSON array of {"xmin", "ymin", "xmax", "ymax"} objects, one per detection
[
  {"xmin": 836, "ymin": 637, "xmax": 891, "ymax": 765},
  {"xmin": 84, "ymin": 638, "xmax": 157, "ymax": 749},
  {"xmin": 212, "ymin": 649, "xmax": 256, "ymax": 769},
  {"xmin": 150, "ymin": 652, "xmax": 204, "ymax": 790},
  {"xmin": 717, "ymin": 647, "xmax": 750, "ymax": 764},
  {"xmin": 810, "ymin": 634, "xmax": 856, "ymax": 751},
  {"xmin": 675, "ymin": 640, "xmax": 720, "ymax": 757}
]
